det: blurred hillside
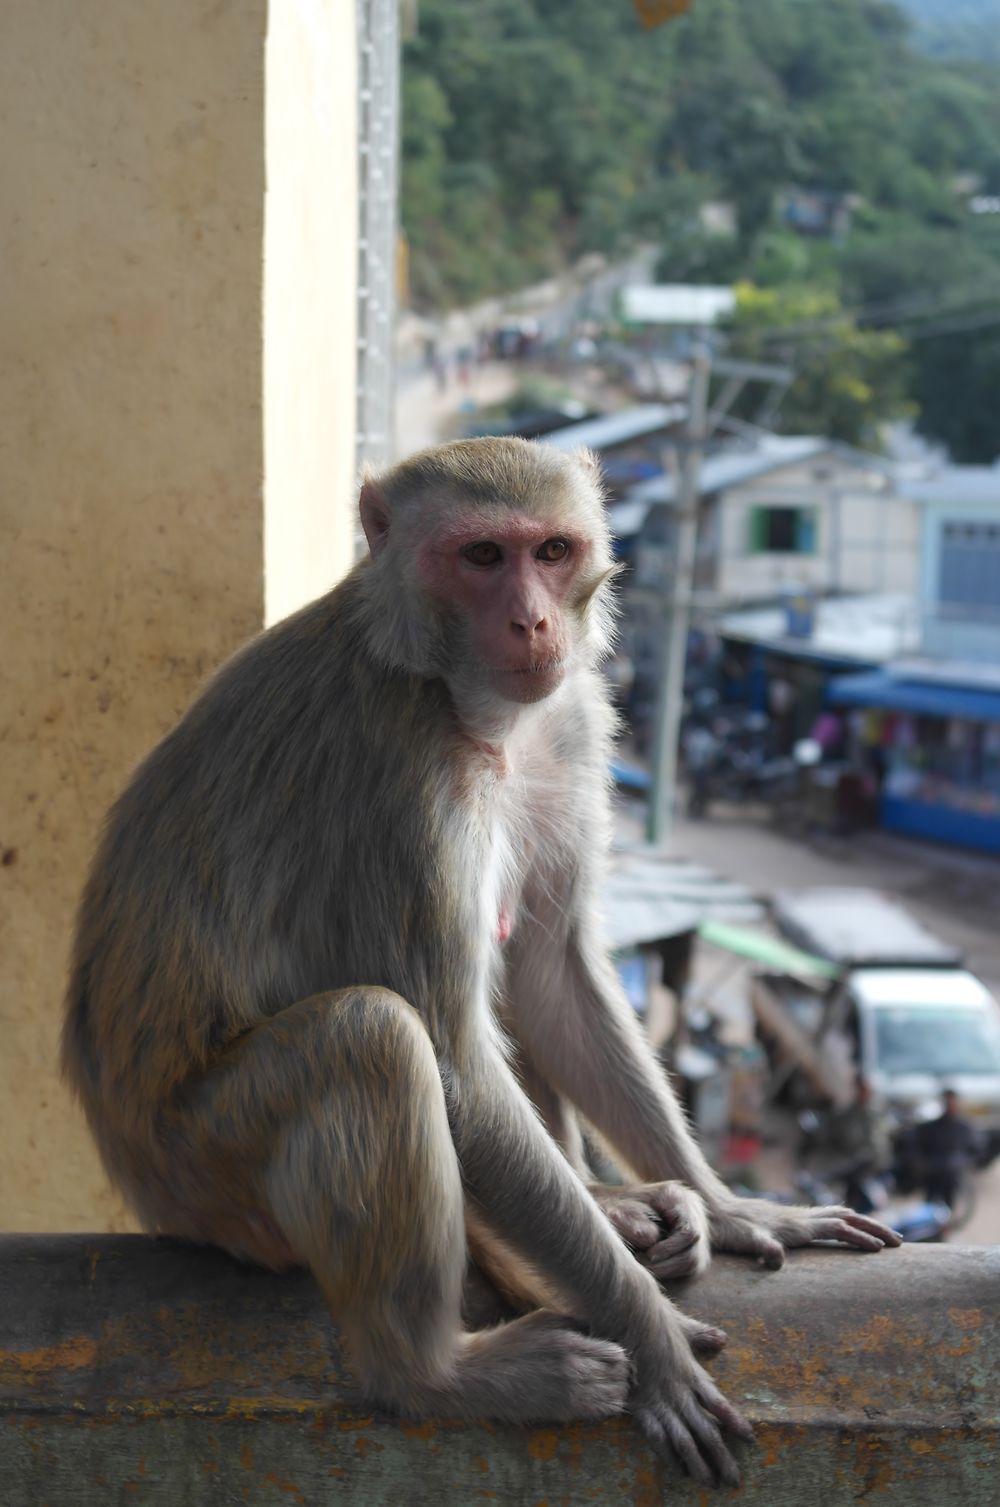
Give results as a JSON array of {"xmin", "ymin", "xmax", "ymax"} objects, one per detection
[
  {"xmin": 898, "ymin": 0, "xmax": 1000, "ymax": 62},
  {"xmin": 402, "ymin": 0, "xmax": 1000, "ymax": 461}
]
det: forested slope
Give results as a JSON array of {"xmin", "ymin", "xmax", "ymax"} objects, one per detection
[{"xmin": 402, "ymin": 0, "xmax": 1000, "ymax": 458}]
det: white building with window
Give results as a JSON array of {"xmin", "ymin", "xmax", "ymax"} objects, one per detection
[{"xmin": 621, "ymin": 435, "xmax": 921, "ymax": 607}]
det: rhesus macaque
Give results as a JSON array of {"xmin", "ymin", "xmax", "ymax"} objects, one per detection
[{"xmin": 63, "ymin": 438, "xmax": 899, "ymax": 1487}]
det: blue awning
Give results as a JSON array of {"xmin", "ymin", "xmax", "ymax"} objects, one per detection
[
  {"xmin": 828, "ymin": 670, "xmax": 1000, "ymax": 723},
  {"xmin": 611, "ymin": 758, "xmax": 652, "ymax": 792}
]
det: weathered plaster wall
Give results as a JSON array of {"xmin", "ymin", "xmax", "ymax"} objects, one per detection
[{"xmin": 0, "ymin": 1, "xmax": 357, "ymax": 1232}]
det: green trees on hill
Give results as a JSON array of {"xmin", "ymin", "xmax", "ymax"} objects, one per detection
[
  {"xmin": 402, "ymin": 0, "xmax": 1000, "ymax": 459},
  {"xmin": 729, "ymin": 284, "xmax": 913, "ymax": 450}
]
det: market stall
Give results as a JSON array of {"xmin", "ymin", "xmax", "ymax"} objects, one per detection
[{"xmin": 828, "ymin": 667, "xmax": 1000, "ymax": 854}]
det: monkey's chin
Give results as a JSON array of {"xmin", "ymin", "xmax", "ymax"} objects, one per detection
[{"xmin": 491, "ymin": 664, "xmax": 566, "ymax": 704}]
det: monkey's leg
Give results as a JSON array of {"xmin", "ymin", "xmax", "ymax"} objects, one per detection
[{"xmin": 176, "ymin": 988, "xmax": 628, "ymax": 1426}]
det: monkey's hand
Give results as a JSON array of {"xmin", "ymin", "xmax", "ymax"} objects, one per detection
[
  {"xmin": 629, "ymin": 1317, "xmax": 753, "ymax": 1489},
  {"xmin": 590, "ymin": 1181, "xmax": 712, "ymax": 1282},
  {"xmin": 707, "ymin": 1194, "xmax": 903, "ymax": 1267}
]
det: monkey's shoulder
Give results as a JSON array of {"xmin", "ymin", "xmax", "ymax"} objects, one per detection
[{"xmin": 135, "ymin": 576, "xmax": 438, "ymax": 780}]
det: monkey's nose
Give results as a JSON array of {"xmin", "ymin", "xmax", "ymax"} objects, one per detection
[{"xmin": 510, "ymin": 615, "xmax": 547, "ymax": 639}]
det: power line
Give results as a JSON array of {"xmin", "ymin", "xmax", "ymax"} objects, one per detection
[
  {"xmin": 751, "ymin": 304, "xmax": 1000, "ymax": 359},
  {"xmin": 741, "ymin": 282, "xmax": 1000, "ymax": 346}
]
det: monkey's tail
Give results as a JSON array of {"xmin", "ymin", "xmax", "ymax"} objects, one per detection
[{"xmin": 464, "ymin": 1206, "xmax": 564, "ymax": 1316}]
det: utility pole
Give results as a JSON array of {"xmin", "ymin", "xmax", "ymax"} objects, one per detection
[{"xmin": 646, "ymin": 349, "xmax": 711, "ymax": 845}]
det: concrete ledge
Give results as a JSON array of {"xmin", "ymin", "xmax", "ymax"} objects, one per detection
[{"xmin": 1, "ymin": 1235, "xmax": 997, "ymax": 1504}]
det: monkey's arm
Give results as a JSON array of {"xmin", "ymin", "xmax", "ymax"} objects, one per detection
[
  {"xmin": 506, "ymin": 882, "xmax": 901, "ymax": 1268},
  {"xmin": 444, "ymin": 1037, "xmax": 750, "ymax": 1485}
]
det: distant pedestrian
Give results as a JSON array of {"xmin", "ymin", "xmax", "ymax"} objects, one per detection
[
  {"xmin": 684, "ymin": 721, "xmax": 719, "ymax": 819},
  {"xmin": 911, "ymin": 1090, "xmax": 981, "ymax": 1208}
]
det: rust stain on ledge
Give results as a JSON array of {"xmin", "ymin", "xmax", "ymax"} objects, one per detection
[
  {"xmin": 3, "ymin": 1337, "xmax": 99, "ymax": 1379},
  {"xmin": 399, "ymin": 1419, "xmax": 437, "ymax": 1441},
  {"xmin": 526, "ymin": 1429, "xmax": 560, "ymax": 1462}
]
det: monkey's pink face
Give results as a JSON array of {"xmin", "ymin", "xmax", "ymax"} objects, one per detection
[{"xmin": 419, "ymin": 513, "xmax": 590, "ymax": 703}]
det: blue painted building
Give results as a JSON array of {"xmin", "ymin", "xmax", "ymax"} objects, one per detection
[{"xmin": 828, "ymin": 465, "xmax": 1000, "ymax": 855}]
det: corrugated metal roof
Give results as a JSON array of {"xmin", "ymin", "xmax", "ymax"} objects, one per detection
[
  {"xmin": 541, "ymin": 403, "xmax": 686, "ymax": 453},
  {"xmin": 773, "ymin": 887, "xmax": 962, "ymax": 969},
  {"xmin": 628, "ymin": 436, "xmax": 831, "ymax": 506},
  {"xmin": 603, "ymin": 844, "xmax": 764, "ymax": 949}
]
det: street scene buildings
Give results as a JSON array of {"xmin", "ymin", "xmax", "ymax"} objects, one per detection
[{"xmin": 395, "ymin": 251, "xmax": 1000, "ymax": 1245}]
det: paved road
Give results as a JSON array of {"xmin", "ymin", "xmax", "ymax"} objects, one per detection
[
  {"xmin": 665, "ymin": 802, "xmax": 1000, "ymax": 993},
  {"xmin": 394, "ymin": 359, "xmax": 519, "ymax": 460}
]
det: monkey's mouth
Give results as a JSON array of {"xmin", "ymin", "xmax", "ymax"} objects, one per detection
[
  {"xmin": 494, "ymin": 657, "xmax": 565, "ymax": 678},
  {"xmin": 492, "ymin": 659, "xmax": 566, "ymax": 703}
]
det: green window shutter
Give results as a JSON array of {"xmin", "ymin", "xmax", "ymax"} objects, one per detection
[
  {"xmin": 796, "ymin": 509, "xmax": 817, "ymax": 554},
  {"xmin": 749, "ymin": 507, "xmax": 768, "ymax": 553}
]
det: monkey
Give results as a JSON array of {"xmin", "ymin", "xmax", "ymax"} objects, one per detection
[{"xmin": 62, "ymin": 437, "xmax": 900, "ymax": 1488}]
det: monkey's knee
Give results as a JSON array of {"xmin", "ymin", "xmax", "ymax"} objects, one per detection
[
  {"xmin": 317, "ymin": 985, "xmax": 444, "ymax": 1105},
  {"xmin": 158, "ymin": 988, "xmax": 454, "ymax": 1279},
  {"xmin": 326, "ymin": 984, "xmax": 433, "ymax": 1048},
  {"xmin": 266, "ymin": 986, "xmax": 463, "ymax": 1292}
]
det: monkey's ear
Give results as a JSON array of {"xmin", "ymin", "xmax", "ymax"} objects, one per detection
[
  {"xmin": 573, "ymin": 447, "xmax": 602, "ymax": 476},
  {"xmin": 359, "ymin": 478, "xmax": 391, "ymax": 557}
]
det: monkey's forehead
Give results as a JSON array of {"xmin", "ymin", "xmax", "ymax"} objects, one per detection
[{"xmin": 379, "ymin": 438, "xmax": 604, "ymax": 516}]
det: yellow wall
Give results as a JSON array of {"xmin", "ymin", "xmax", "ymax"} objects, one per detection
[
  {"xmin": 265, "ymin": 0, "xmax": 359, "ymax": 624},
  {"xmin": 0, "ymin": 0, "xmax": 358, "ymax": 1230}
]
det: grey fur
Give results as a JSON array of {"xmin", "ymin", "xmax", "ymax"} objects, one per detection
[{"xmin": 63, "ymin": 440, "xmax": 894, "ymax": 1488}]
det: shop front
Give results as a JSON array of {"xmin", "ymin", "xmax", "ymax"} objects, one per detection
[{"xmin": 827, "ymin": 669, "xmax": 1000, "ymax": 855}]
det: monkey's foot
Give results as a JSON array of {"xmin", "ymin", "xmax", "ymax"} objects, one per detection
[
  {"xmin": 473, "ymin": 1310, "xmax": 629, "ymax": 1422},
  {"xmin": 590, "ymin": 1180, "xmax": 711, "ymax": 1281},
  {"xmin": 708, "ymin": 1195, "xmax": 903, "ymax": 1268}
]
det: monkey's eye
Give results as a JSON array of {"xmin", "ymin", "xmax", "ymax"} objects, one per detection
[
  {"xmin": 537, "ymin": 538, "xmax": 570, "ymax": 563},
  {"xmin": 462, "ymin": 541, "xmax": 502, "ymax": 567}
]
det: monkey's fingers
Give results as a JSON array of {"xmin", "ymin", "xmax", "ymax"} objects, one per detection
[
  {"xmin": 674, "ymin": 1311, "xmax": 728, "ymax": 1356},
  {"xmin": 801, "ymin": 1213, "xmax": 891, "ymax": 1251},
  {"xmin": 635, "ymin": 1404, "xmax": 719, "ymax": 1488},
  {"xmin": 712, "ymin": 1215, "xmax": 786, "ymax": 1268},
  {"xmin": 636, "ymin": 1391, "xmax": 748, "ymax": 1490},
  {"xmin": 646, "ymin": 1183, "xmax": 697, "ymax": 1223},
  {"xmin": 605, "ymin": 1198, "xmax": 663, "ymax": 1250},
  {"xmin": 694, "ymin": 1375, "xmax": 755, "ymax": 1444},
  {"xmin": 833, "ymin": 1210, "xmax": 903, "ymax": 1247},
  {"xmin": 644, "ymin": 1225, "xmax": 705, "ymax": 1281}
]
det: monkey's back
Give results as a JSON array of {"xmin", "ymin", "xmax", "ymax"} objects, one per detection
[{"xmin": 63, "ymin": 566, "xmax": 457, "ymax": 1141}]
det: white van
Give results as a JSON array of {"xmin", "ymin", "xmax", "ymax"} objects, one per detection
[{"xmin": 773, "ymin": 888, "xmax": 1000, "ymax": 1159}]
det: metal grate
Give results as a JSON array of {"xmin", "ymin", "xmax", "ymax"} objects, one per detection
[{"xmin": 355, "ymin": 0, "xmax": 400, "ymax": 489}]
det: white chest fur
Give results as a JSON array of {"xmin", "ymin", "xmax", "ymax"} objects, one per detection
[{"xmin": 477, "ymin": 734, "xmax": 576, "ymax": 951}]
